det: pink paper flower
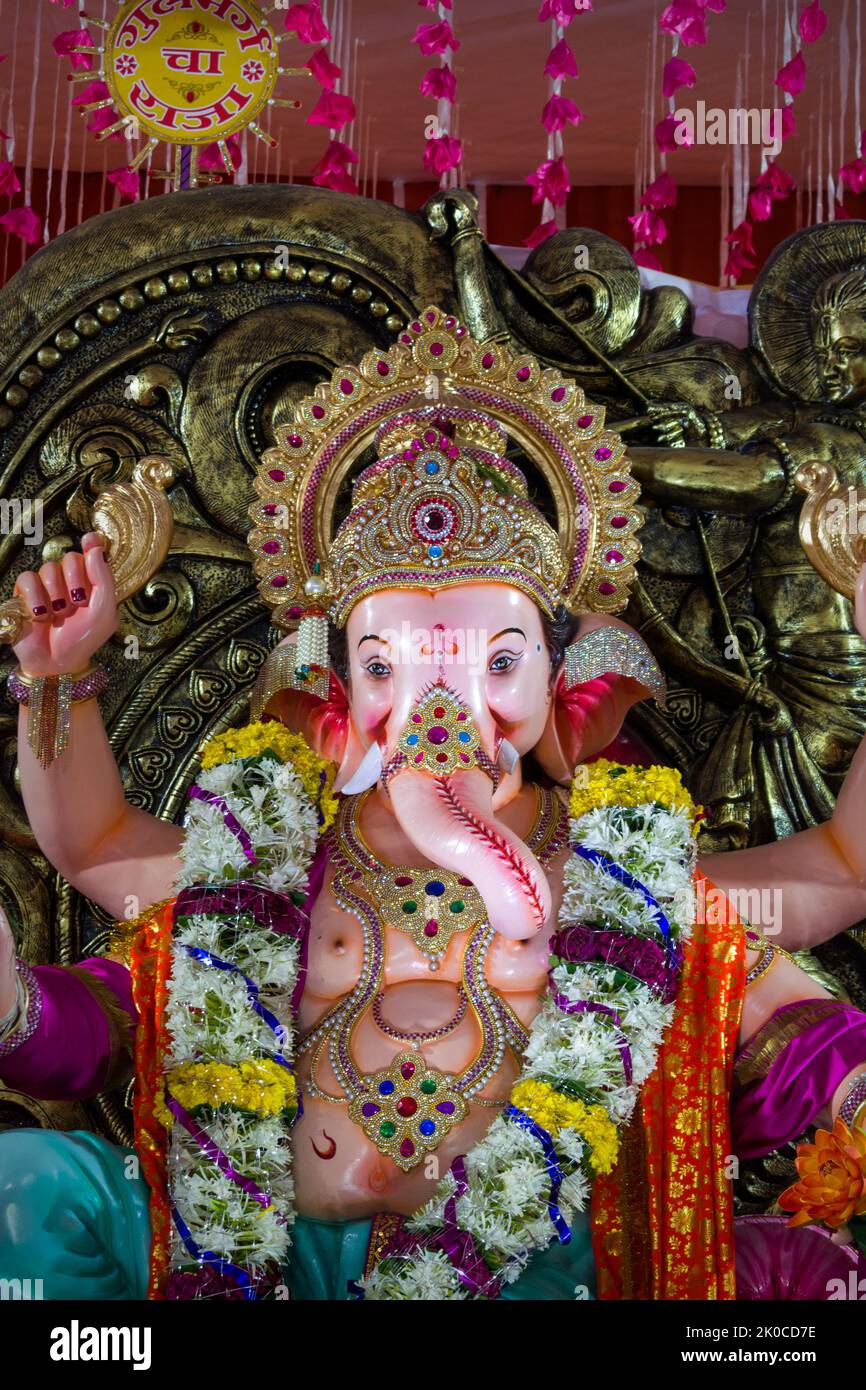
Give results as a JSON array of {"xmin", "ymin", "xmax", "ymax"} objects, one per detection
[
  {"xmin": 662, "ymin": 55, "xmax": 696, "ymax": 98},
  {"xmin": 780, "ymin": 104, "xmax": 796, "ymax": 141},
  {"xmin": 86, "ymin": 107, "xmax": 123, "ymax": 138},
  {"xmin": 539, "ymin": 0, "xmax": 591, "ymax": 24},
  {"xmin": 313, "ymin": 164, "xmax": 358, "ymax": 194},
  {"xmin": 641, "ymin": 171, "xmax": 677, "ymax": 210},
  {"xmin": 628, "ymin": 209, "xmax": 667, "ymax": 245},
  {"xmin": 723, "ymin": 245, "xmax": 754, "ymax": 280},
  {"xmin": 775, "ymin": 51, "xmax": 806, "ymax": 96},
  {"xmin": 660, "ymin": 1, "xmax": 707, "ymax": 46},
  {"xmin": 544, "ymin": 37, "xmax": 578, "ymax": 81},
  {"xmin": 747, "ymin": 187, "xmax": 774, "ymax": 221},
  {"xmin": 306, "ymin": 89, "xmax": 356, "ymax": 131},
  {"xmin": 541, "ymin": 93, "xmax": 583, "ymax": 133},
  {"xmin": 840, "ymin": 156, "xmax": 866, "ymax": 195},
  {"xmin": 526, "ymin": 155, "xmax": 571, "ymax": 207},
  {"xmin": 524, "ymin": 218, "xmax": 559, "ymax": 249},
  {"xmin": 53, "ymin": 27, "xmax": 95, "ymax": 71},
  {"xmin": 418, "ymin": 0, "xmax": 451, "ymax": 8},
  {"xmin": 199, "ymin": 136, "xmax": 241, "ymax": 171},
  {"xmin": 0, "ymin": 161, "xmax": 20, "ymax": 195},
  {"xmin": 633, "ymin": 247, "xmax": 663, "ymax": 271},
  {"xmin": 0, "ymin": 206, "xmax": 40, "ymax": 244},
  {"xmin": 305, "ymin": 47, "xmax": 341, "ymax": 90},
  {"xmin": 799, "ymin": 0, "xmax": 827, "ymax": 44},
  {"xmin": 423, "ymin": 133, "xmax": 462, "ymax": 176},
  {"xmin": 107, "ymin": 167, "xmax": 140, "ymax": 201},
  {"xmin": 49, "ymin": 0, "xmax": 77, "ymax": 7},
  {"xmin": 412, "ymin": 20, "xmax": 459, "ymax": 55},
  {"xmin": 655, "ymin": 112, "xmax": 692, "ymax": 151},
  {"xmin": 283, "ymin": 3, "xmax": 330, "ymax": 44},
  {"xmin": 754, "ymin": 161, "xmax": 795, "ymax": 196},
  {"xmin": 419, "ymin": 64, "xmax": 457, "ymax": 101},
  {"xmin": 71, "ymin": 79, "xmax": 110, "ymax": 106},
  {"xmin": 725, "ymin": 219, "xmax": 756, "ymax": 256},
  {"xmin": 311, "ymin": 138, "xmax": 358, "ymax": 178}
]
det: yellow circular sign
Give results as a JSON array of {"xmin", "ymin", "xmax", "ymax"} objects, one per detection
[{"xmin": 105, "ymin": 0, "xmax": 278, "ymax": 145}]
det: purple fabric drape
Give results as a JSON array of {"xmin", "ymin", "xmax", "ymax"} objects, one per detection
[
  {"xmin": 732, "ymin": 999, "xmax": 866, "ymax": 1159},
  {"xmin": 0, "ymin": 958, "xmax": 135, "ymax": 1100},
  {"xmin": 0, "ymin": 842, "xmax": 330, "ymax": 1103}
]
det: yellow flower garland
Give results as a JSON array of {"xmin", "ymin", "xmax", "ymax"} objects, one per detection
[
  {"xmin": 510, "ymin": 1078, "xmax": 620, "ymax": 1175},
  {"xmin": 199, "ymin": 720, "xmax": 338, "ymax": 833},
  {"xmin": 569, "ymin": 757, "xmax": 701, "ymax": 830},
  {"xmin": 158, "ymin": 1058, "xmax": 298, "ymax": 1128}
]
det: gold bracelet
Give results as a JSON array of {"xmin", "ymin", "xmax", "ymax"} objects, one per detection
[{"xmin": 8, "ymin": 664, "xmax": 108, "ymax": 768}]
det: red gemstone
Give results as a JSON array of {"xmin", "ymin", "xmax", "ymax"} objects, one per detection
[
  {"xmin": 395, "ymin": 875, "xmax": 413, "ymax": 887},
  {"xmin": 424, "ymin": 430, "xmax": 437, "ymax": 444},
  {"xmin": 424, "ymin": 921, "xmax": 439, "ymax": 937},
  {"xmin": 268, "ymin": 468, "xmax": 285, "ymax": 482},
  {"xmin": 185, "ymin": 90, "xmax": 196, "ymax": 102},
  {"xmin": 427, "ymin": 726, "xmax": 449, "ymax": 744},
  {"xmin": 270, "ymin": 576, "xmax": 287, "ymax": 588},
  {"xmin": 400, "ymin": 1138, "xmax": 415, "ymax": 1158},
  {"xmin": 551, "ymin": 386, "xmax": 566, "ymax": 402},
  {"xmin": 396, "ymin": 1096, "xmax": 418, "ymax": 1117},
  {"xmin": 400, "ymin": 1061, "xmax": 416, "ymax": 1079},
  {"xmin": 312, "ymin": 405, "xmax": 325, "ymax": 419},
  {"xmin": 608, "ymin": 480, "xmax": 626, "ymax": 492},
  {"xmin": 287, "ymin": 433, "xmax": 302, "ymax": 447},
  {"xmin": 425, "ymin": 310, "xmax": 436, "ymax": 323},
  {"xmin": 433, "ymin": 706, "xmax": 445, "ymax": 717},
  {"xmin": 340, "ymin": 378, "xmax": 353, "ymax": 394},
  {"xmin": 577, "ymin": 414, "xmax": 593, "ymax": 428},
  {"xmin": 400, "ymin": 334, "xmax": 412, "ymax": 345},
  {"xmin": 481, "ymin": 352, "xmax": 494, "ymax": 368},
  {"xmin": 377, "ymin": 360, "xmax": 390, "ymax": 375},
  {"xmin": 598, "ymin": 582, "xmax": 616, "ymax": 595},
  {"xmin": 611, "ymin": 516, "xmax": 628, "ymax": 529},
  {"xmin": 429, "ymin": 342, "xmax": 444, "ymax": 356},
  {"xmin": 436, "ymin": 752, "xmax": 449, "ymax": 763},
  {"xmin": 262, "ymin": 504, "xmax": 278, "ymax": 516},
  {"xmin": 516, "ymin": 367, "xmax": 531, "ymax": 382},
  {"xmin": 262, "ymin": 540, "xmax": 280, "ymax": 555},
  {"xmin": 411, "ymin": 321, "xmax": 423, "ymax": 333},
  {"xmin": 605, "ymin": 549, "xmax": 624, "ymax": 563}
]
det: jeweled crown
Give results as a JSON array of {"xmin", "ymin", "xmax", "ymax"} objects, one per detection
[{"xmin": 248, "ymin": 306, "xmax": 641, "ymax": 631}]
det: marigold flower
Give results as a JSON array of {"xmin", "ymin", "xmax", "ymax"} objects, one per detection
[{"xmin": 779, "ymin": 1117, "xmax": 866, "ymax": 1229}]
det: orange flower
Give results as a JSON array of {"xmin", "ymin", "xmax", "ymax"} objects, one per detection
[{"xmin": 779, "ymin": 1116, "xmax": 866, "ymax": 1229}]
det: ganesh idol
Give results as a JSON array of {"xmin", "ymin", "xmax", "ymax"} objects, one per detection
[{"xmin": 3, "ymin": 306, "xmax": 866, "ymax": 1302}]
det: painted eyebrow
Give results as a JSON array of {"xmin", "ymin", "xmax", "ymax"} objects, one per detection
[
  {"xmin": 357, "ymin": 634, "xmax": 382, "ymax": 648},
  {"xmin": 489, "ymin": 627, "xmax": 527, "ymax": 643}
]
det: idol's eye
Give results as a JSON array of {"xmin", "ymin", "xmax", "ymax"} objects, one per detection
[
  {"xmin": 489, "ymin": 650, "xmax": 521, "ymax": 674},
  {"xmin": 363, "ymin": 659, "xmax": 392, "ymax": 679}
]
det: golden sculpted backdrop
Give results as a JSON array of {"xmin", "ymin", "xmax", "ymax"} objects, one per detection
[{"xmin": 1, "ymin": 184, "xmax": 865, "ymax": 1210}]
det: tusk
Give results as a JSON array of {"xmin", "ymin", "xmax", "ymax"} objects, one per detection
[
  {"xmin": 497, "ymin": 737, "xmax": 519, "ymax": 774},
  {"xmin": 341, "ymin": 740, "xmax": 383, "ymax": 795}
]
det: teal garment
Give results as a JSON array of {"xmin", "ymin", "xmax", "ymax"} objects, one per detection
[{"xmin": 0, "ymin": 1128, "xmax": 596, "ymax": 1301}]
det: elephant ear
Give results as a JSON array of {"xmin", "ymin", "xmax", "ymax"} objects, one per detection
[
  {"xmin": 533, "ymin": 615, "xmax": 665, "ymax": 784},
  {"xmin": 255, "ymin": 636, "xmax": 364, "ymax": 786}
]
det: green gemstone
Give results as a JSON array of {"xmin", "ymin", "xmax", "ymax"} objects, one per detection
[
  {"xmin": 450, "ymin": 899, "xmax": 465, "ymax": 913},
  {"xmin": 420, "ymin": 1079, "xmax": 437, "ymax": 1095},
  {"xmin": 379, "ymin": 1121, "xmax": 396, "ymax": 1138},
  {"xmin": 402, "ymin": 900, "xmax": 417, "ymax": 914}
]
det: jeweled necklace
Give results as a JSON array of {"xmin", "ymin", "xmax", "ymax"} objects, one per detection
[{"xmin": 298, "ymin": 785, "xmax": 567, "ymax": 1171}]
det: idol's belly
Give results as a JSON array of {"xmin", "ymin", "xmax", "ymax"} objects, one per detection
[{"xmin": 293, "ymin": 978, "xmax": 544, "ymax": 1220}]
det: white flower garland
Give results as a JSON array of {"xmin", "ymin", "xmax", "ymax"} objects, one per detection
[
  {"xmin": 162, "ymin": 743, "xmax": 321, "ymax": 1295},
  {"xmin": 159, "ymin": 742, "xmax": 697, "ymax": 1301}
]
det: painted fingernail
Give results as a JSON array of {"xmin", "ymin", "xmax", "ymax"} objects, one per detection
[
  {"xmin": 32, "ymin": 605, "xmax": 48, "ymax": 616},
  {"xmin": 70, "ymin": 588, "xmax": 87, "ymax": 605},
  {"xmin": 51, "ymin": 598, "xmax": 66, "ymax": 611}
]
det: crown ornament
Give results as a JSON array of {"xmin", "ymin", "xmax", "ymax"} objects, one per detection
[{"xmin": 248, "ymin": 306, "xmax": 642, "ymax": 698}]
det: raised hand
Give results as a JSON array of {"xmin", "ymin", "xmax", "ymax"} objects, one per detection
[{"xmin": 11, "ymin": 533, "xmax": 119, "ymax": 678}]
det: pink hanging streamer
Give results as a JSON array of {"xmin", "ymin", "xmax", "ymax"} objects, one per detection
[
  {"xmin": 524, "ymin": 1, "xmax": 590, "ymax": 249},
  {"xmin": 414, "ymin": 0, "xmax": 462, "ymax": 186},
  {"xmin": 725, "ymin": 0, "xmax": 829, "ymax": 282}
]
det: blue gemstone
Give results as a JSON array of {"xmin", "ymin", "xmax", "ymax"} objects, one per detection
[
  {"xmin": 425, "ymin": 880, "xmax": 445, "ymax": 896},
  {"xmin": 425, "ymin": 461, "xmax": 439, "ymax": 474},
  {"xmin": 406, "ymin": 733, "xmax": 418, "ymax": 745},
  {"xmin": 428, "ymin": 544, "xmax": 443, "ymax": 558},
  {"xmin": 458, "ymin": 731, "xmax": 470, "ymax": 743},
  {"xmin": 419, "ymin": 1120, "xmax": 435, "ymax": 1137},
  {"xmin": 379, "ymin": 1080, "xmax": 395, "ymax": 1096}
]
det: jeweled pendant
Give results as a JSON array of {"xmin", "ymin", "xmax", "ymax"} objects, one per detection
[{"xmin": 348, "ymin": 1053, "xmax": 467, "ymax": 1170}]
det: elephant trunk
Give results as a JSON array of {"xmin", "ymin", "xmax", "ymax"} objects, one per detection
[{"xmin": 387, "ymin": 765, "xmax": 551, "ymax": 940}]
